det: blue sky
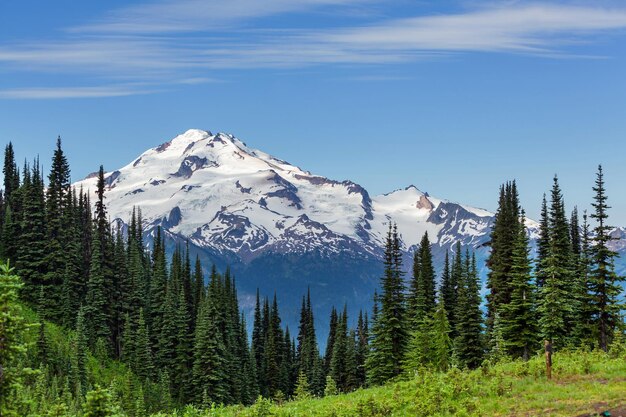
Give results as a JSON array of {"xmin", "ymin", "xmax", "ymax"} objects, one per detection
[{"xmin": 1, "ymin": 0, "xmax": 626, "ymax": 224}]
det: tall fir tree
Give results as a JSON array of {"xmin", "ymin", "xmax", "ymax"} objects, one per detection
[
  {"xmin": 2, "ymin": 143, "xmax": 20, "ymax": 204},
  {"xmin": 84, "ymin": 227, "xmax": 110, "ymax": 349},
  {"xmin": 486, "ymin": 182, "xmax": 521, "ymax": 337},
  {"xmin": 324, "ymin": 306, "xmax": 338, "ymax": 375},
  {"xmin": 43, "ymin": 137, "xmax": 72, "ymax": 322},
  {"xmin": 192, "ymin": 297, "xmax": 227, "ymax": 405},
  {"xmin": 16, "ymin": 162, "xmax": 46, "ymax": 306},
  {"xmin": 134, "ymin": 308, "xmax": 154, "ymax": 381},
  {"xmin": 588, "ymin": 165, "xmax": 623, "ymax": 351},
  {"xmin": 538, "ymin": 176, "xmax": 577, "ymax": 348},
  {"xmin": 454, "ymin": 251, "xmax": 484, "ymax": 369},
  {"xmin": 407, "ymin": 232, "xmax": 436, "ymax": 329},
  {"xmin": 366, "ymin": 223, "xmax": 407, "ymax": 385},
  {"xmin": 500, "ymin": 211, "xmax": 537, "ymax": 360},
  {"xmin": 329, "ymin": 305, "xmax": 348, "ymax": 392},
  {"xmin": 439, "ymin": 251, "xmax": 457, "ymax": 336}
]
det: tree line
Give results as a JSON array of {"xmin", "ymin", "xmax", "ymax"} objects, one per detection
[
  {"xmin": 365, "ymin": 172, "xmax": 623, "ymax": 386},
  {"xmin": 0, "ymin": 138, "xmax": 623, "ymax": 416},
  {"xmin": 0, "ymin": 139, "xmax": 370, "ymax": 415}
]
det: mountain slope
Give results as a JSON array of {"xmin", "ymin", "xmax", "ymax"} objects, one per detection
[
  {"xmin": 74, "ymin": 129, "xmax": 623, "ymax": 335},
  {"xmin": 75, "ymin": 129, "xmax": 507, "ymax": 259}
]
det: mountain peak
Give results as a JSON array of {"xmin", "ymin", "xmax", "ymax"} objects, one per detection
[{"xmin": 75, "ymin": 129, "xmax": 506, "ymax": 255}]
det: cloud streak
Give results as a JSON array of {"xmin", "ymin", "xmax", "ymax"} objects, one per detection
[
  {"xmin": 2, "ymin": 2, "xmax": 626, "ymax": 98},
  {"xmin": 0, "ymin": 86, "xmax": 157, "ymax": 99}
]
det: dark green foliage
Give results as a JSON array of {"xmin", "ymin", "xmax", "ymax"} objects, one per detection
[
  {"xmin": 17, "ymin": 162, "xmax": 47, "ymax": 306},
  {"xmin": 588, "ymin": 165, "xmax": 623, "ymax": 351},
  {"xmin": 61, "ymin": 191, "xmax": 85, "ymax": 329},
  {"xmin": 538, "ymin": 176, "xmax": 578, "ymax": 348},
  {"xmin": 324, "ymin": 306, "xmax": 338, "ymax": 376},
  {"xmin": 500, "ymin": 212, "xmax": 537, "ymax": 360},
  {"xmin": 192, "ymin": 298, "xmax": 227, "ymax": 404},
  {"xmin": 536, "ymin": 195, "xmax": 550, "ymax": 290},
  {"xmin": 329, "ymin": 306, "xmax": 349, "ymax": 392},
  {"xmin": 439, "ymin": 252, "xmax": 456, "ymax": 337},
  {"xmin": 0, "ymin": 262, "xmax": 31, "ymax": 415},
  {"xmin": 74, "ymin": 308, "xmax": 88, "ymax": 397},
  {"xmin": 84, "ymin": 228, "xmax": 110, "ymax": 349},
  {"xmin": 3, "ymin": 143, "xmax": 20, "ymax": 203},
  {"xmin": 454, "ymin": 252, "xmax": 484, "ymax": 369},
  {"xmin": 407, "ymin": 232, "xmax": 436, "ymax": 329},
  {"xmin": 297, "ymin": 289, "xmax": 320, "ymax": 394},
  {"xmin": 486, "ymin": 181, "xmax": 520, "ymax": 337},
  {"xmin": 134, "ymin": 308, "xmax": 154, "ymax": 381},
  {"xmin": 355, "ymin": 311, "xmax": 368, "ymax": 387},
  {"xmin": 43, "ymin": 137, "xmax": 71, "ymax": 323},
  {"xmin": 366, "ymin": 223, "xmax": 407, "ymax": 385}
]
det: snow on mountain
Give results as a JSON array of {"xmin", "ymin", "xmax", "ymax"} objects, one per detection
[{"xmin": 74, "ymin": 129, "xmax": 514, "ymax": 261}]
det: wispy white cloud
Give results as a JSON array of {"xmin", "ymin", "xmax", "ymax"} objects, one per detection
[
  {"xmin": 320, "ymin": 4, "xmax": 626, "ymax": 54},
  {"xmin": 0, "ymin": 86, "xmax": 157, "ymax": 99},
  {"xmin": 2, "ymin": 2, "xmax": 626, "ymax": 99},
  {"xmin": 71, "ymin": 0, "xmax": 371, "ymax": 33}
]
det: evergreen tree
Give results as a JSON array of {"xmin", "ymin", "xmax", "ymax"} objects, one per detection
[
  {"xmin": 329, "ymin": 306, "xmax": 348, "ymax": 392},
  {"xmin": 500, "ymin": 211, "xmax": 537, "ymax": 360},
  {"xmin": 344, "ymin": 329, "xmax": 359, "ymax": 392},
  {"xmin": 43, "ymin": 137, "xmax": 71, "ymax": 322},
  {"xmin": 2, "ymin": 143, "xmax": 20, "ymax": 204},
  {"xmin": 94, "ymin": 166, "xmax": 108, "ymax": 248},
  {"xmin": 148, "ymin": 228, "xmax": 167, "ymax": 351},
  {"xmin": 450, "ymin": 241, "xmax": 464, "ymax": 340},
  {"xmin": 454, "ymin": 252, "xmax": 484, "ymax": 369},
  {"xmin": 192, "ymin": 298, "xmax": 227, "ymax": 404},
  {"xmin": 1, "ymin": 204, "xmax": 19, "ymax": 265},
  {"xmin": 192, "ymin": 255, "xmax": 204, "ymax": 325},
  {"xmin": 294, "ymin": 371, "xmax": 311, "ymax": 400},
  {"xmin": 355, "ymin": 310, "xmax": 368, "ymax": 387},
  {"xmin": 134, "ymin": 308, "xmax": 154, "ymax": 381},
  {"xmin": 324, "ymin": 307, "xmax": 338, "ymax": 375},
  {"xmin": 61, "ymin": 190, "xmax": 85, "ymax": 329},
  {"xmin": 84, "ymin": 228, "xmax": 110, "ymax": 349},
  {"xmin": 251, "ymin": 289, "xmax": 265, "ymax": 395},
  {"xmin": 579, "ymin": 211, "xmax": 595, "ymax": 345},
  {"xmin": 589, "ymin": 165, "xmax": 623, "ymax": 351},
  {"xmin": 74, "ymin": 308, "xmax": 88, "ymax": 397},
  {"xmin": 439, "ymin": 252, "xmax": 457, "ymax": 335},
  {"xmin": 486, "ymin": 182, "xmax": 520, "ymax": 335},
  {"xmin": 407, "ymin": 232, "xmax": 436, "ymax": 329},
  {"xmin": 297, "ymin": 289, "xmax": 318, "ymax": 391},
  {"xmin": 404, "ymin": 298, "xmax": 452, "ymax": 373},
  {"xmin": 536, "ymin": 195, "xmax": 550, "ymax": 290},
  {"xmin": 366, "ymin": 223, "xmax": 407, "ymax": 384},
  {"xmin": 83, "ymin": 386, "xmax": 114, "ymax": 417},
  {"xmin": 0, "ymin": 262, "xmax": 30, "ymax": 415},
  {"xmin": 538, "ymin": 176, "xmax": 577, "ymax": 348},
  {"xmin": 430, "ymin": 300, "xmax": 452, "ymax": 372},
  {"xmin": 158, "ymin": 280, "xmax": 178, "ymax": 379},
  {"xmin": 174, "ymin": 285, "xmax": 193, "ymax": 401},
  {"xmin": 17, "ymin": 162, "xmax": 47, "ymax": 306}
]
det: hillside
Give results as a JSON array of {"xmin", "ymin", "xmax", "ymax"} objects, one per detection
[
  {"xmin": 154, "ymin": 349, "xmax": 626, "ymax": 417},
  {"xmin": 14, "ymin": 304, "xmax": 626, "ymax": 417}
]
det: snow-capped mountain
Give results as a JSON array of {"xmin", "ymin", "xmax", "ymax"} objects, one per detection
[
  {"xmin": 75, "ymin": 129, "xmax": 514, "ymax": 261},
  {"xmin": 73, "ymin": 129, "xmax": 621, "ymax": 335}
]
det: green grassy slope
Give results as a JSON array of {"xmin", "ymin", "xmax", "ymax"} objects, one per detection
[
  {"xmin": 17, "ymin": 306, "xmax": 626, "ymax": 417},
  {"xmin": 163, "ymin": 350, "xmax": 625, "ymax": 417}
]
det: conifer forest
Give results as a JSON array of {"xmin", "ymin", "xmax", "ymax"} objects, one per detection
[{"xmin": 0, "ymin": 138, "xmax": 624, "ymax": 417}]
